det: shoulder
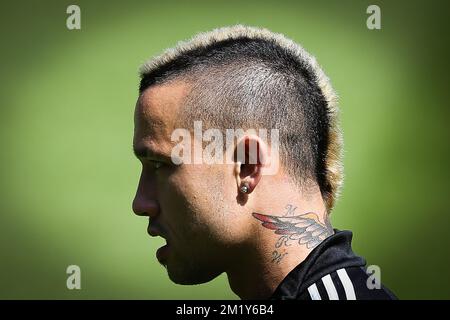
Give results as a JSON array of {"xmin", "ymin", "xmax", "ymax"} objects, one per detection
[{"xmin": 300, "ymin": 266, "xmax": 397, "ymax": 300}]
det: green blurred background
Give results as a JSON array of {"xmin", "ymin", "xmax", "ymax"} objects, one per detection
[{"xmin": 1, "ymin": 0, "xmax": 449, "ymax": 299}]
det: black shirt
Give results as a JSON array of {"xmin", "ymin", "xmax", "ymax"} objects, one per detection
[{"xmin": 270, "ymin": 230, "xmax": 397, "ymax": 300}]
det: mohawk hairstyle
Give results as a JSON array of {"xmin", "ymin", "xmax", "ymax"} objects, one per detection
[{"xmin": 138, "ymin": 25, "xmax": 343, "ymax": 211}]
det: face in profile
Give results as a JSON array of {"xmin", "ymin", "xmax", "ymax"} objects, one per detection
[{"xmin": 132, "ymin": 81, "xmax": 248, "ymax": 285}]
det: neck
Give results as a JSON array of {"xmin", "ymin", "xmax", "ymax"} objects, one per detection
[
  {"xmin": 226, "ymin": 240, "xmax": 313, "ymax": 299},
  {"xmin": 226, "ymin": 191, "xmax": 332, "ymax": 299}
]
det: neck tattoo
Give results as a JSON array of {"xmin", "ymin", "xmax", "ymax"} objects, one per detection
[{"xmin": 252, "ymin": 204, "xmax": 333, "ymax": 264}]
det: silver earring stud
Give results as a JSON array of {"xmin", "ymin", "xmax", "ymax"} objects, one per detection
[{"xmin": 240, "ymin": 184, "xmax": 249, "ymax": 194}]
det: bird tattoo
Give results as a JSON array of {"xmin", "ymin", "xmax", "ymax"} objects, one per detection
[{"xmin": 252, "ymin": 212, "xmax": 333, "ymax": 249}]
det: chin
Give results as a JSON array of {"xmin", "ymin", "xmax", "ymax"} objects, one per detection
[{"xmin": 166, "ymin": 260, "xmax": 222, "ymax": 285}]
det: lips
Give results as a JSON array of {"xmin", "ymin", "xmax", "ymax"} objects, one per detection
[
  {"xmin": 156, "ymin": 243, "xmax": 170, "ymax": 262},
  {"xmin": 147, "ymin": 225, "xmax": 162, "ymax": 237},
  {"xmin": 147, "ymin": 224, "xmax": 170, "ymax": 262}
]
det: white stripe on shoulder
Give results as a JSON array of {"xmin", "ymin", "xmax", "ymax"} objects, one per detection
[
  {"xmin": 337, "ymin": 268, "xmax": 357, "ymax": 300},
  {"xmin": 307, "ymin": 283, "xmax": 322, "ymax": 300},
  {"xmin": 321, "ymin": 274, "xmax": 339, "ymax": 300}
]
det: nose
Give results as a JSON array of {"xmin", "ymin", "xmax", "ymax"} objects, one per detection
[
  {"xmin": 132, "ymin": 196, "xmax": 160, "ymax": 218},
  {"xmin": 132, "ymin": 171, "xmax": 160, "ymax": 218}
]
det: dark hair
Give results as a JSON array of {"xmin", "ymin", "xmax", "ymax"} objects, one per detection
[{"xmin": 138, "ymin": 26, "xmax": 343, "ymax": 210}]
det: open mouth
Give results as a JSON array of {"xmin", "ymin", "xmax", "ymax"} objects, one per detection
[{"xmin": 147, "ymin": 224, "xmax": 170, "ymax": 262}]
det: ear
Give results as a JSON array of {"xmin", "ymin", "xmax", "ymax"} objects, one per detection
[{"xmin": 233, "ymin": 135, "xmax": 269, "ymax": 194}]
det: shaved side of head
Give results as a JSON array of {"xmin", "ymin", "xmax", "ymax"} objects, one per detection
[{"xmin": 138, "ymin": 25, "xmax": 343, "ymax": 211}]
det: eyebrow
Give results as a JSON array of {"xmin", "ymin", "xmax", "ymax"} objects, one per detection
[
  {"xmin": 133, "ymin": 146, "xmax": 157, "ymax": 159},
  {"xmin": 133, "ymin": 145, "xmax": 167, "ymax": 160}
]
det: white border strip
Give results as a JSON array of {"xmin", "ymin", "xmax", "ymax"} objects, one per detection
[
  {"xmin": 307, "ymin": 283, "xmax": 322, "ymax": 300},
  {"xmin": 337, "ymin": 268, "xmax": 357, "ymax": 300},
  {"xmin": 322, "ymin": 274, "xmax": 339, "ymax": 300}
]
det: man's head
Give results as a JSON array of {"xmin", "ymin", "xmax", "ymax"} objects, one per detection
[{"xmin": 132, "ymin": 25, "xmax": 342, "ymax": 285}]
